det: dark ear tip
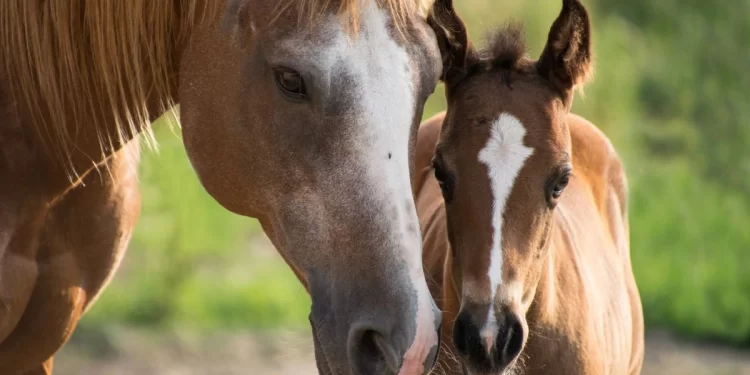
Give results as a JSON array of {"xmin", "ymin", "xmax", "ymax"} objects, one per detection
[
  {"xmin": 564, "ymin": 0, "xmax": 590, "ymax": 16},
  {"xmin": 558, "ymin": 0, "xmax": 591, "ymax": 31},
  {"xmin": 428, "ymin": 0, "xmax": 475, "ymax": 86},
  {"xmin": 537, "ymin": 0, "xmax": 594, "ymax": 94}
]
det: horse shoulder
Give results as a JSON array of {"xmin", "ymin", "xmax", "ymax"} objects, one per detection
[{"xmin": 0, "ymin": 141, "xmax": 141, "ymax": 372}]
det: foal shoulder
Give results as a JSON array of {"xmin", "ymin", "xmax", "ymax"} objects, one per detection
[
  {"xmin": 567, "ymin": 113, "xmax": 628, "ymax": 227},
  {"xmin": 414, "ymin": 111, "xmax": 449, "ymax": 302},
  {"xmin": 567, "ymin": 114, "xmax": 643, "ymax": 372}
]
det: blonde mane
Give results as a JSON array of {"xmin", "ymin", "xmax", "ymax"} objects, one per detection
[
  {"xmin": 275, "ymin": 0, "xmax": 436, "ymax": 34},
  {"xmin": 0, "ymin": 0, "xmax": 434, "ymax": 179},
  {"xmin": 0, "ymin": 0, "xmax": 222, "ymax": 178}
]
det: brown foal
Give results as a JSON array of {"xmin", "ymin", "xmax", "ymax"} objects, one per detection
[{"xmin": 416, "ymin": 0, "xmax": 645, "ymax": 374}]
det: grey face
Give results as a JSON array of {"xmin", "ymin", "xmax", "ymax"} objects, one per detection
[{"xmin": 179, "ymin": 1, "xmax": 443, "ymax": 374}]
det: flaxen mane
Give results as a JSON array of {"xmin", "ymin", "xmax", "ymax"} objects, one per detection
[
  {"xmin": 274, "ymin": 0, "xmax": 436, "ymax": 34},
  {"xmin": 0, "ymin": 1, "xmax": 222, "ymax": 176},
  {"xmin": 0, "ymin": 0, "xmax": 434, "ymax": 179}
]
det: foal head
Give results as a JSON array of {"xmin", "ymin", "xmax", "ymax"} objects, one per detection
[
  {"xmin": 179, "ymin": 1, "xmax": 454, "ymax": 374},
  {"xmin": 430, "ymin": 0, "xmax": 593, "ymax": 373}
]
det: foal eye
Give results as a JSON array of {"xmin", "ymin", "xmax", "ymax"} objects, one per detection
[
  {"xmin": 273, "ymin": 67, "xmax": 307, "ymax": 101},
  {"xmin": 552, "ymin": 174, "xmax": 569, "ymax": 198},
  {"xmin": 547, "ymin": 168, "xmax": 572, "ymax": 205},
  {"xmin": 432, "ymin": 157, "xmax": 454, "ymax": 203}
]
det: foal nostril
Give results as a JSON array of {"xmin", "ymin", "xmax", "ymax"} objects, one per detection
[
  {"xmin": 453, "ymin": 309, "xmax": 525, "ymax": 372},
  {"xmin": 498, "ymin": 314, "xmax": 524, "ymax": 366},
  {"xmin": 350, "ymin": 328, "xmax": 400, "ymax": 375},
  {"xmin": 453, "ymin": 309, "xmax": 490, "ymax": 367}
]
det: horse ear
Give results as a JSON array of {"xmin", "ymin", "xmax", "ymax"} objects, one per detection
[
  {"xmin": 537, "ymin": 0, "xmax": 593, "ymax": 98},
  {"xmin": 427, "ymin": 0, "xmax": 477, "ymax": 87}
]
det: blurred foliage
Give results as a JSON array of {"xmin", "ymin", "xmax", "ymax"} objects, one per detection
[
  {"xmin": 81, "ymin": 0, "xmax": 749, "ymax": 346},
  {"xmin": 83, "ymin": 117, "xmax": 310, "ymax": 332}
]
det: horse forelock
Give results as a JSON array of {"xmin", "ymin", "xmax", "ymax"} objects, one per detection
[
  {"xmin": 272, "ymin": 0, "xmax": 436, "ymax": 34},
  {"xmin": 0, "ymin": 0, "xmax": 223, "ymax": 180}
]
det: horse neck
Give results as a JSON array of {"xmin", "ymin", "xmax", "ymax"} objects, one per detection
[
  {"xmin": 59, "ymin": 18, "xmax": 190, "ymax": 173},
  {"xmin": 256, "ymin": 215, "xmax": 310, "ymax": 292},
  {"xmin": 4, "ymin": 1, "xmax": 219, "ymax": 188}
]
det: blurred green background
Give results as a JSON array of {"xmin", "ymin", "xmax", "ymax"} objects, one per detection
[{"xmin": 78, "ymin": 0, "xmax": 749, "ymax": 351}]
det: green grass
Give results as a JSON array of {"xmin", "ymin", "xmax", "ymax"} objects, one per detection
[
  {"xmin": 629, "ymin": 160, "xmax": 750, "ymax": 346},
  {"xmin": 81, "ymin": 121, "xmax": 310, "ymax": 332}
]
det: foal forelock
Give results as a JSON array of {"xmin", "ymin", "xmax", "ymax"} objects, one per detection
[{"xmin": 476, "ymin": 113, "xmax": 534, "ymax": 317}]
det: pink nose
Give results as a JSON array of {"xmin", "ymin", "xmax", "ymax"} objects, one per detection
[{"xmin": 482, "ymin": 332, "xmax": 494, "ymax": 356}]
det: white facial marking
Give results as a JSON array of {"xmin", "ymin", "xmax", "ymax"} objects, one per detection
[
  {"xmin": 347, "ymin": 5, "xmax": 438, "ymax": 373},
  {"xmin": 280, "ymin": 3, "xmax": 438, "ymax": 374},
  {"xmin": 477, "ymin": 113, "xmax": 534, "ymax": 339}
]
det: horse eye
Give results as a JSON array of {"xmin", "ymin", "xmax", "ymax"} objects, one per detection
[{"xmin": 274, "ymin": 68, "xmax": 307, "ymax": 101}]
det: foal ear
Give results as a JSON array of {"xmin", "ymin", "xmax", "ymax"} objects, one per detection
[
  {"xmin": 537, "ymin": 0, "xmax": 593, "ymax": 98},
  {"xmin": 427, "ymin": 0, "xmax": 477, "ymax": 87}
]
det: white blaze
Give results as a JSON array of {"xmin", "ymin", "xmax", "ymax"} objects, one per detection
[
  {"xmin": 280, "ymin": 3, "xmax": 439, "ymax": 374},
  {"xmin": 345, "ymin": 5, "xmax": 439, "ymax": 373},
  {"xmin": 477, "ymin": 113, "xmax": 534, "ymax": 341}
]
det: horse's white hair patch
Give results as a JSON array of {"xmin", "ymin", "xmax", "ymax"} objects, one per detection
[
  {"xmin": 477, "ymin": 113, "xmax": 534, "ymax": 342},
  {"xmin": 279, "ymin": 2, "xmax": 439, "ymax": 373}
]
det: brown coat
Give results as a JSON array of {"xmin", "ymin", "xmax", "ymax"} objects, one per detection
[{"xmin": 415, "ymin": 111, "xmax": 645, "ymax": 375}]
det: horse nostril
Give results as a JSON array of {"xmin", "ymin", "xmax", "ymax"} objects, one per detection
[{"xmin": 351, "ymin": 328, "xmax": 400, "ymax": 375}]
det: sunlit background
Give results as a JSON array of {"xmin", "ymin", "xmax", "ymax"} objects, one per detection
[{"xmin": 57, "ymin": 0, "xmax": 749, "ymax": 374}]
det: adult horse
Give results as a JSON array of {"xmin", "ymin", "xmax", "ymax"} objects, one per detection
[
  {"xmin": 0, "ymin": 1, "xmax": 455, "ymax": 374},
  {"xmin": 415, "ymin": 0, "xmax": 645, "ymax": 374}
]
